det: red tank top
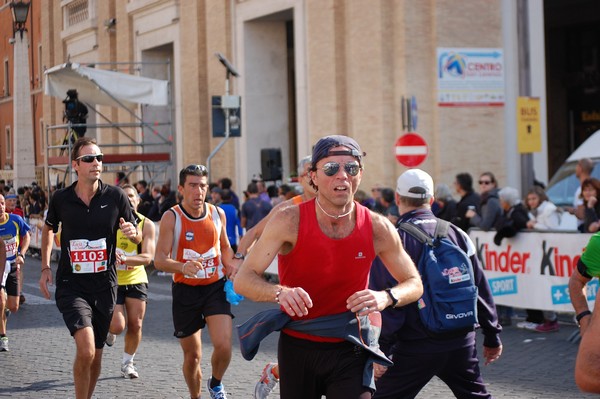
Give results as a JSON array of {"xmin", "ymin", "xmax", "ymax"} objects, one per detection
[{"xmin": 279, "ymin": 199, "xmax": 375, "ymax": 342}]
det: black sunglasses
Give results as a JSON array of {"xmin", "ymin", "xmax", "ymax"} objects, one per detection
[
  {"xmin": 479, "ymin": 180, "xmax": 492, "ymax": 185},
  {"xmin": 321, "ymin": 161, "xmax": 361, "ymax": 177},
  {"xmin": 184, "ymin": 164, "xmax": 208, "ymax": 176},
  {"xmin": 76, "ymin": 154, "xmax": 104, "ymax": 163}
]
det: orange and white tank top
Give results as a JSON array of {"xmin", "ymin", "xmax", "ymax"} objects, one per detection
[{"xmin": 171, "ymin": 203, "xmax": 224, "ymax": 286}]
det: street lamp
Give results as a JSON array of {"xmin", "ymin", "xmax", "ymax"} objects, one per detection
[{"xmin": 10, "ymin": 0, "xmax": 30, "ymax": 40}]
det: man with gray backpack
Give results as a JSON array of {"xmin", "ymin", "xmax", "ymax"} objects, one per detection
[{"xmin": 369, "ymin": 169, "xmax": 503, "ymax": 399}]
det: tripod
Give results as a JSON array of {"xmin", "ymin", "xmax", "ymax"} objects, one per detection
[{"xmin": 59, "ymin": 125, "xmax": 79, "ymax": 156}]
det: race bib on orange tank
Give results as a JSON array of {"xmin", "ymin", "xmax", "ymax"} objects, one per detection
[
  {"xmin": 182, "ymin": 247, "xmax": 220, "ymax": 279},
  {"xmin": 69, "ymin": 238, "xmax": 108, "ymax": 273}
]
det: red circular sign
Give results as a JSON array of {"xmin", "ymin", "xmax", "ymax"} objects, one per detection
[{"xmin": 395, "ymin": 133, "xmax": 428, "ymax": 167}]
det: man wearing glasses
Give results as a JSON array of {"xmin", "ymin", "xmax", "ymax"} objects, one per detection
[
  {"xmin": 154, "ymin": 164, "xmax": 236, "ymax": 399},
  {"xmin": 235, "ymin": 135, "xmax": 422, "ymax": 398},
  {"xmin": 39, "ymin": 137, "xmax": 141, "ymax": 399}
]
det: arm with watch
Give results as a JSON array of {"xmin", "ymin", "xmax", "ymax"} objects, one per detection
[
  {"xmin": 569, "ymin": 266, "xmax": 594, "ymax": 334},
  {"xmin": 15, "ymin": 230, "xmax": 31, "ymax": 269}
]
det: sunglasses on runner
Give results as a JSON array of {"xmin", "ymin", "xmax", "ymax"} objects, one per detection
[
  {"xmin": 321, "ymin": 161, "xmax": 361, "ymax": 177},
  {"xmin": 76, "ymin": 154, "xmax": 104, "ymax": 163}
]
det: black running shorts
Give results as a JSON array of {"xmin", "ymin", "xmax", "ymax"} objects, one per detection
[
  {"xmin": 55, "ymin": 285, "xmax": 117, "ymax": 349},
  {"xmin": 172, "ymin": 278, "xmax": 233, "ymax": 338},
  {"xmin": 116, "ymin": 283, "xmax": 148, "ymax": 305},
  {"xmin": 4, "ymin": 264, "xmax": 19, "ymax": 297}
]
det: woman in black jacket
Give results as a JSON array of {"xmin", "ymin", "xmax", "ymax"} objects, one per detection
[{"xmin": 493, "ymin": 186, "xmax": 530, "ymax": 246}]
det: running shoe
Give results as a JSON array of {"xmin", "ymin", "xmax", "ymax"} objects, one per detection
[
  {"xmin": 535, "ymin": 320, "xmax": 559, "ymax": 333},
  {"xmin": 516, "ymin": 321, "xmax": 540, "ymax": 330},
  {"xmin": 206, "ymin": 378, "xmax": 228, "ymax": 399},
  {"xmin": 121, "ymin": 361, "xmax": 139, "ymax": 379},
  {"xmin": 0, "ymin": 336, "xmax": 8, "ymax": 352},
  {"xmin": 254, "ymin": 362, "xmax": 279, "ymax": 399},
  {"xmin": 105, "ymin": 332, "xmax": 116, "ymax": 347}
]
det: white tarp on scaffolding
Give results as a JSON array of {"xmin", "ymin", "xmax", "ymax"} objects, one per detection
[{"xmin": 44, "ymin": 62, "xmax": 169, "ymax": 107}]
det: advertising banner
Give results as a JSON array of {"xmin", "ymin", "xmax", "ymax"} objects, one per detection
[
  {"xmin": 469, "ymin": 229, "xmax": 596, "ymax": 312},
  {"xmin": 437, "ymin": 48, "xmax": 505, "ymax": 107}
]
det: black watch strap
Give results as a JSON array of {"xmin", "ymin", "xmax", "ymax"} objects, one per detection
[
  {"xmin": 385, "ymin": 288, "xmax": 398, "ymax": 308},
  {"xmin": 576, "ymin": 310, "xmax": 592, "ymax": 326}
]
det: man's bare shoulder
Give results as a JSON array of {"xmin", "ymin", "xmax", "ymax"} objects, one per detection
[
  {"xmin": 368, "ymin": 209, "xmax": 400, "ymax": 254},
  {"xmin": 271, "ymin": 201, "xmax": 300, "ymax": 225},
  {"xmin": 273, "ymin": 197, "xmax": 299, "ymax": 211},
  {"xmin": 158, "ymin": 208, "xmax": 176, "ymax": 230}
]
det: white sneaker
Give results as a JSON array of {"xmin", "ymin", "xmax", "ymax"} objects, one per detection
[
  {"xmin": 0, "ymin": 336, "xmax": 8, "ymax": 352},
  {"xmin": 206, "ymin": 378, "xmax": 228, "ymax": 399},
  {"xmin": 121, "ymin": 361, "xmax": 139, "ymax": 379},
  {"xmin": 516, "ymin": 321, "xmax": 540, "ymax": 330},
  {"xmin": 254, "ymin": 362, "xmax": 279, "ymax": 399},
  {"xmin": 105, "ymin": 332, "xmax": 116, "ymax": 347}
]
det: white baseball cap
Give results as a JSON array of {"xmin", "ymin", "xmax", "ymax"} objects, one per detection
[{"xmin": 396, "ymin": 169, "xmax": 434, "ymax": 199}]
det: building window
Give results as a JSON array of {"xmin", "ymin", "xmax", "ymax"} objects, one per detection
[
  {"xmin": 3, "ymin": 59, "xmax": 9, "ymax": 97},
  {"xmin": 64, "ymin": 0, "xmax": 90, "ymax": 28},
  {"xmin": 37, "ymin": 44, "xmax": 43, "ymax": 88},
  {"xmin": 5, "ymin": 126, "xmax": 11, "ymax": 160},
  {"xmin": 39, "ymin": 119, "xmax": 44, "ymax": 156}
]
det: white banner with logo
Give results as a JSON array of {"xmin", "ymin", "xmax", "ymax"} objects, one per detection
[{"xmin": 468, "ymin": 229, "xmax": 596, "ymax": 312}]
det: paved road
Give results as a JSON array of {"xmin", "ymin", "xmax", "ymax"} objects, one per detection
[{"xmin": 1, "ymin": 255, "xmax": 595, "ymax": 398}]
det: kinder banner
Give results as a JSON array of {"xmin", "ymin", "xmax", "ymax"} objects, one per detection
[{"xmin": 469, "ymin": 229, "xmax": 596, "ymax": 312}]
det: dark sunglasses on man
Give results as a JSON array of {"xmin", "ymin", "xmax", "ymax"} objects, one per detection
[
  {"xmin": 184, "ymin": 164, "xmax": 208, "ymax": 176},
  {"xmin": 76, "ymin": 154, "xmax": 103, "ymax": 163},
  {"xmin": 320, "ymin": 161, "xmax": 361, "ymax": 177}
]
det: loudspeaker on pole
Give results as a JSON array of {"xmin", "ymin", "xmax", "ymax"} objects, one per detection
[{"xmin": 260, "ymin": 148, "xmax": 282, "ymax": 181}]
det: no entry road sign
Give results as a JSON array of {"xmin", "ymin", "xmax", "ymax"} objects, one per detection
[{"xmin": 395, "ymin": 133, "xmax": 428, "ymax": 167}]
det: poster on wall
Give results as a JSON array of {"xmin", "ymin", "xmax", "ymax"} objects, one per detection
[{"xmin": 437, "ymin": 48, "xmax": 505, "ymax": 107}]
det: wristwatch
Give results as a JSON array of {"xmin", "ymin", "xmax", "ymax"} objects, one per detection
[
  {"xmin": 384, "ymin": 288, "xmax": 399, "ymax": 308},
  {"xmin": 233, "ymin": 252, "xmax": 245, "ymax": 260},
  {"xmin": 576, "ymin": 310, "xmax": 592, "ymax": 327}
]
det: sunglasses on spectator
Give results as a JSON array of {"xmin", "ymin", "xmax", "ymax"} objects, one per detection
[
  {"xmin": 479, "ymin": 180, "xmax": 493, "ymax": 185},
  {"xmin": 321, "ymin": 161, "xmax": 361, "ymax": 177},
  {"xmin": 76, "ymin": 154, "xmax": 104, "ymax": 163},
  {"xmin": 184, "ymin": 164, "xmax": 208, "ymax": 176}
]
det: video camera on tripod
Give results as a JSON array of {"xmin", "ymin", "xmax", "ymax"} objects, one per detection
[
  {"xmin": 63, "ymin": 89, "xmax": 88, "ymax": 134},
  {"xmin": 61, "ymin": 89, "xmax": 89, "ymax": 154}
]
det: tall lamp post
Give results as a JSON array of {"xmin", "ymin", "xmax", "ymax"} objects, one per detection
[
  {"xmin": 11, "ymin": 0, "xmax": 36, "ymax": 188},
  {"xmin": 11, "ymin": 1, "xmax": 30, "ymax": 39}
]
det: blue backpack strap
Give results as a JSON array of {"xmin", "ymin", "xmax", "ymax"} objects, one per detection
[
  {"xmin": 398, "ymin": 221, "xmax": 433, "ymax": 246},
  {"xmin": 433, "ymin": 219, "xmax": 450, "ymax": 240}
]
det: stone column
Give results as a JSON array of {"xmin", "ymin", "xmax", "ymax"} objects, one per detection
[{"xmin": 13, "ymin": 30, "xmax": 36, "ymax": 188}]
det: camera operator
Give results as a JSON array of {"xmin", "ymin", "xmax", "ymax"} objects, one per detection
[{"xmin": 63, "ymin": 89, "xmax": 89, "ymax": 139}]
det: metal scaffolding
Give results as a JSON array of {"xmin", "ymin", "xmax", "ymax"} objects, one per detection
[{"xmin": 43, "ymin": 61, "xmax": 174, "ymax": 189}]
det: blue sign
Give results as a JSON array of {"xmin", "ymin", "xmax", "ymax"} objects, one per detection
[{"xmin": 488, "ymin": 276, "xmax": 517, "ymax": 296}]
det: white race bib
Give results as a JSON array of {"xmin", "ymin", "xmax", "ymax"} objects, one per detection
[
  {"xmin": 182, "ymin": 247, "xmax": 219, "ymax": 279},
  {"xmin": 69, "ymin": 238, "xmax": 109, "ymax": 273}
]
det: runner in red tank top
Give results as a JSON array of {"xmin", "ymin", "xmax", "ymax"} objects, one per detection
[{"xmin": 235, "ymin": 135, "xmax": 423, "ymax": 399}]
